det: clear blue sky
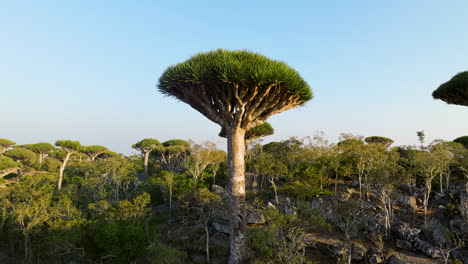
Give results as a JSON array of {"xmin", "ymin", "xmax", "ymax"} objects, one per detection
[{"xmin": 1, "ymin": 0, "xmax": 467, "ymax": 155}]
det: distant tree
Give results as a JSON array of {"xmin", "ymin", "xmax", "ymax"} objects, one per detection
[
  {"xmin": 417, "ymin": 131, "xmax": 426, "ymax": 150},
  {"xmin": 364, "ymin": 136, "xmax": 394, "ymax": 147},
  {"xmin": 0, "ymin": 139, "xmax": 15, "ymax": 154},
  {"xmin": 83, "ymin": 145, "xmax": 108, "ymax": 161},
  {"xmin": 158, "ymin": 49, "xmax": 312, "ymax": 263},
  {"xmin": 185, "ymin": 141, "xmax": 220, "ymax": 181},
  {"xmin": 3, "ymin": 148, "xmax": 37, "ymax": 177},
  {"xmin": 98, "ymin": 150, "xmax": 119, "ymax": 160},
  {"xmin": 132, "ymin": 138, "xmax": 161, "ymax": 177},
  {"xmin": 412, "ymin": 149, "xmax": 447, "ymax": 227},
  {"xmin": 153, "ymin": 139, "xmax": 189, "ymax": 173},
  {"xmin": 25, "ymin": 142, "xmax": 55, "ymax": 165},
  {"xmin": 55, "ymin": 140, "xmax": 82, "ymax": 190},
  {"xmin": 454, "ymin": 136, "xmax": 468, "ymax": 149},
  {"xmin": 432, "ymin": 71, "xmax": 468, "ymax": 106},
  {"xmin": 0, "ymin": 156, "xmax": 20, "ymax": 177}
]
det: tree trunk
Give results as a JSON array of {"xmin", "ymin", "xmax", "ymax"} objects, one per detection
[
  {"xmin": 334, "ymin": 171, "xmax": 338, "ymax": 195},
  {"xmin": 143, "ymin": 151, "xmax": 150, "ymax": 177},
  {"xmin": 205, "ymin": 222, "xmax": 210, "ymax": 264},
  {"xmin": 39, "ymin": 154, "xmax": 44, "ymax": 165},
  {"xmin": 227, "ymin": 128, "xmax": 246, "ymax": 264},
  {"xmin": 58, "ymin": 152, "xmax": 71, "ymax": 190}
]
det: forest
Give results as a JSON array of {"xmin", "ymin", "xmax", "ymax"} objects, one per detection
[{"xmin": 0, "ymin": 131, "xmax": 467, "ymax": 264}]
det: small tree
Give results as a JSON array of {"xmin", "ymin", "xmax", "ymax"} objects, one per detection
[
  {"xmin": 185, "ymin": 141, "xmax": 219, "ymax": 181},
  {"xmin": 83, "ymin": 145, "xmax": 108, "ymax": 161},
  {"xmin": 432, "ymin": 71, "xmax": 468, "ymax": 106},
  {"xmin": 417, "ymin": 131, "xmax": 426, "ymax": 150},
  {"xmin": 154, "ymin": 139, "xmax": 189, "ymax": 173},
  {"xmin": 3, "ymin": 148, "xmax": 37, "ymax": 177},
  {"xmin": 0, "ymin": 138, "xmax": 15, "ymax": 154},
  {"xmin": 132, "ymin": 138, "xmax": 161, "ymax": 177},
  {"xmin": 25, "ymin": 142, "xmax": 55, "ymax": 165},
  {"xmin": 55, "ymin": 140, "xmax": 82, "ymax": 190},
  {"xmin": 364, "ymin": 136, "xmax": 393, "ymax": 147}
]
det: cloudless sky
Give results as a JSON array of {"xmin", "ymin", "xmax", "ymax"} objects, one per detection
[{"xmin": 1, "ymin": 0, "xmax": 467, "ymax": 155}]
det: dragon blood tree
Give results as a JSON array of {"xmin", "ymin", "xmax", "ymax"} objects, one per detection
[
  {"xmin": 433, "ymin": 71, "xmax": 468, "ymax": 106},
  {"xmin": 158, "ymin": 49, "xmax": 312, "ymax": 263}
]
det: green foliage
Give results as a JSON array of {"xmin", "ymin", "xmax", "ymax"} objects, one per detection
[
  {"xmin": 158, "ymin": 49, "xmax": 312, "ymax": 103},
  {"xmin": 0, "ymin": 155, "xmax": 20, "ymax": 170},
  {"xmin": 147, "ymin": 243, "xmax": 187, "ymax": 264},
  {"xmin": 83, "ymin": 145, "xmax": 108, "ymax": 159},
  {"xmin": 93, "ymin": 223, "xmax": 147, "ymax": 262},
  {"xmin": 3, "ymin": 148, "xmax": 38, "ymax": 166},
  {"xmin": 281, "ymin": 181, "xmax": 333, "ymax": 200},
  {"xmin": 432, "ymin": 71, "xmax": 468, "ymax": 106},
  {"xmin": 132, "ymin": 138, "xmax": 161, "ymax": 152},
  {"xmin": 0, "ymin": 138, "xmax": 15, "ymax": 152},
  {"xmin": 247, "ymin": 228, "xmax": 275, "ymax": 259},
  {"xmin": 454, "ymin": 136, "xmax": 468, "ymax": 149},
  {"xmin": 26, "ymin": 142, "xmax": 55, "ymax": 154},
  {"xmin": 55, "ymin": 140, "xmax": 82, "ymax": 152},
  {"xmin": 365, "ymin": 136, "xmax": 394, "ymax": 147}
]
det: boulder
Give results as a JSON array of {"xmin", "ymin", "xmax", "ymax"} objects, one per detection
[
  {"xmin": 451, "ymin": 249, "xmax": 468, "ymax": 264},
  {"xmin": 367, "ymin": 248, "xmax": 384, "ymax": 264},
  {"xmin": 393, "ymin": 222, "xmax": 421, "ymax": 241},
  {"xmin": 211, "ymin": 184, "xmax": 228, "ymax": 199},
  {"xmin": 396, "ymin": 239, "xmax": 412, "ymax": 250},
  {"xmin": 212, "ymin": 222, "xmax": 230, "ymax": 234},
  {"xmin": 386, "ymin": 255, "xmax": 407, "ymax": 264},
  {"xmin": 246, "ymin": 208, "xmax": 265, "ymax": 224},
  {"xmin": 351, "ymin": 243, "xmax": 367, "ymax": 261},
  {"xmin": 397, "ymin": 194, "xmax": 418, "ymax": 211},
  {"xmin": 449, "ymin": 218, "xmax": 468, "ymax": 236},
  {"xmin": 427, "ymin": 218, "xmax": 452, "ymax": 245}
]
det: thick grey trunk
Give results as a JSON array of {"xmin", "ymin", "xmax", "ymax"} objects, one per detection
[
  {"xmin": 58, "ymin": 153, "xmax": 71, "ymax": 190},
  {"xmin": 143, "ymin": 151, "xmax": 150, "ymax": 177},
  {"xmin": 227, "ymin": 128, "xmax": 246, "ymax": 264},
  {"xmin": 39, "ymin": 154, "xmax": 44, "ymax": 165}
]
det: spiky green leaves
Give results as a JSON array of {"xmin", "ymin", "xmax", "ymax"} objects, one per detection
[
  {"xmin": 159, "ymin": 49, "xmax": 311, "ymax": 101},
  {"xmin": 26, "ymin": 143, "xmax": 55, "ymax": 154},
  {"xmin": 132, "ymin": 138, "xmax": 161, "ymax": 153},
  {"xmin": 83, "ymin": 145, "xmax": 108, "ymax": 160},
  {"xmin": 364, "ymin": 136, "xmax": 394, "ymax": 147},
  {"xmin": 4, "ymin": 148, "xmax": 37, "ymax": 166},
  {"xmin": 158, "ymin": 49, "xmax": 312, "ymax": 130},
  {"xmin": 55, "ymin": 140, "xmax": 82, "ymax": 153},
  {"xmin": 433, "ymin": 71, "xmax": 468, "ymax": 106},
  {"xmin": 0, "ymin": 139, "xmax": 15, "ymax": 153}
]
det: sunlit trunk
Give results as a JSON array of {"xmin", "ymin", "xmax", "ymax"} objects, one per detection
[
  {"xmin": 143, "ymin": 151, "xmax": 150, "ymax": 177},
  {"xmin": 58, "ymin": 152, "xmax": 71, "ymax": 190},
  {"xmin": 227, "ymin": 128, "xmax": 246, "ymax": 264}
]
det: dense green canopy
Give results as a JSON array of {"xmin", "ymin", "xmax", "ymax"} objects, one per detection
[
  {"xmin": 158, "ymin": 49, "xmax": 312, "ymax": 129},
  {"xmin": 454, "ymin": 136, "xmax": 468, "ymax": 149},
  {"xmin": 132, "ymin": 138, "xmax": 161, "ymax": 153},
  {"xmin": 0, "ymin": 139, "xmax": 16, "ymax": 153},
  {"xmin": 4, "ymin": 148, "xmax": 37, "ymax": 166},
  {"xmin": 55, "ymin": 140, "xmax": 82, "ymax": 152},
  {"xmin": 364, "ymin": 136, "xmax": 394, "ymax": 147},
  {"xmin": 432, "ymin": 71, "xmax": 468, "ymax": 106},
  {"xmin": 27, "ymin": 143, "xmax": 55, "ymax": 154},
  {"xmin": 219, "ymin": 122, "xmax": 274, "ymax": 141},
  {"xmin": 83, "ymin": 145, "xmax": 108, "ymax": 159}
]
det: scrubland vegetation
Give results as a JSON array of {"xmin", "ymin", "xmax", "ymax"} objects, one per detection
[{"xmin": 0, "ymin": 132, "xmax": 467, "ymax": 264}]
